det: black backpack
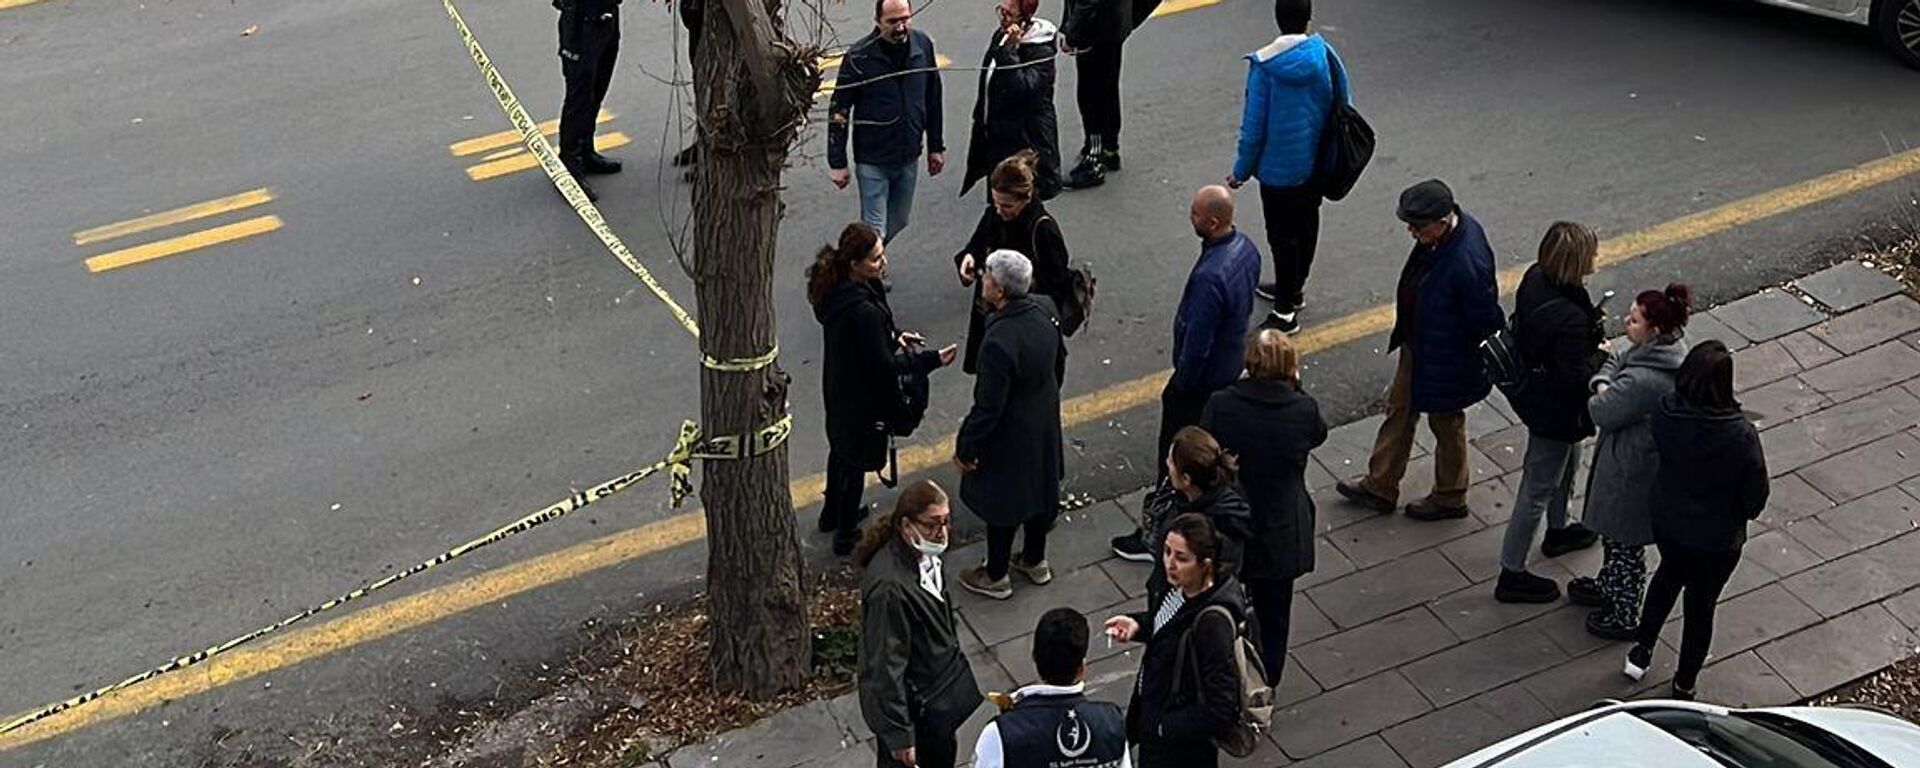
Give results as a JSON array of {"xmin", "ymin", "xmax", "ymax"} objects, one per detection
[
  {"xmin": 1309, "ymin": 49, "xmax": 1373, "ymax": 202},
  {"xmin": 1031, "ymin": 215, "xmax": 1096, "ymax": 337}
]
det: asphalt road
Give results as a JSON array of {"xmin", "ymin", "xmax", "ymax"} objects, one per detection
[{"xmin": 1, "ymin": 0, "xmax": 1917, "ymax": 763}]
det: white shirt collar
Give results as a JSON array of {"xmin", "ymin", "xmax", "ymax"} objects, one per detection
[{"xmin": 1010, "ymin": 681, "xmax": 1085, "ymax": 703}]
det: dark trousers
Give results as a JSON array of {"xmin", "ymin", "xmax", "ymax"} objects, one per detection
[
  {"xmin": 1074, "ymin": 43, "xmax": 1124, "ymax": 147},
  {"xmin": 823, "ymin": 450, "xmax": 866, "ymax": 536},
  {"xmin": 559, "ymin": 14, "xmax": 620, "ymax": 158},
  {"xmin": 986, "ymin": 516, "xmax": 1054, "ymax": 580},
  {"xmin": 874, "ymin": 723, "xmax": 959, "ymax": 768},
  {"xmin": 1259, "ymin": 184, "xmax": 1322, "ymax": 311},
  {"xmin": 1245, "ymin": 577, "xmax": 1294, "ymax": 687},
  {"xmin": 1140, "ymin": 738, "xmax": 1217, "ymax": 768},
  {"xmin": 1634, "ymin": 540, "xmax": 1741, "ymax": 689},
  {"xmin": 1156, "ymin": 381, "xmax": 1213, "ymax": 482}
]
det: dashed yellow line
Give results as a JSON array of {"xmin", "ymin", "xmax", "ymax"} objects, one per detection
[
  {"xmin": 82, "ymin": 215, "xmax": 283, "ymax": 274},
  {"xmin": 73, "ymin": 189, "xmax": 275, "ymax": 247},
  {"xmin": 466, "ymin": 132, "xmax": 632, "ymax": 181},
  {"xmin": 9, "ymin": 144, "xmax": 1920, "ymax": 754},
  {"xmin": 448, "ymin": 110, "xmax": 613, "ymax": 157}
]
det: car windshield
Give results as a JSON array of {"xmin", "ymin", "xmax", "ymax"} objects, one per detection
[{"xmin": 1631, "ymin": 709, "xmax": 1856, "ymax": 768}]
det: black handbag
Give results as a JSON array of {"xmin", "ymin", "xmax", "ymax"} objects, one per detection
[{"xmin": 1309, "ymin": 49, "xmax": 1374, "ymax": 202}]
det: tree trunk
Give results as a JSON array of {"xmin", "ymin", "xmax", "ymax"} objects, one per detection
[{"xmin": 689, "ymin": 0, "xmax": 818, "ymax": 699}]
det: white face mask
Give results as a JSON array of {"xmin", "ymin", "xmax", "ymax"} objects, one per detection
[{"xmin": 909, "ymin": 531, "xmax": 948, "ymax": 557}]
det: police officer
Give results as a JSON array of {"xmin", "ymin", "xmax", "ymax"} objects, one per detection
[
  {"xmin": 972, "ymin": 608, "xmax": 1130, "ymax": 768},
  {"xmin": 556, "ymin": 0, "xmax": 623, "ymax": 201}
]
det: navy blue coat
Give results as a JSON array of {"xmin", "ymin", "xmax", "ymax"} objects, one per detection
[
  {"xmin": 1170, "ymin": 230, "xmax": 1262, "ymax": 394},
  {"xmin": 826, "ymin": 30, "xmax": 946, "ymax": 170},
  {"xmin": 1387, "ymin": 208, "xmax": 1504, "ymax": 414}
]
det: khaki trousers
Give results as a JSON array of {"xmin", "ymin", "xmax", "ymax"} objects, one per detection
[{"xmin": 1361, "ymin": 351, "xmax": 1470, "ymax": 507}]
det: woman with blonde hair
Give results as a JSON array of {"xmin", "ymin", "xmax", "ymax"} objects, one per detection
[
  {"xmin": 1494, "ymin": 221, "xmax": 1606, "ymax": 603},
  {"xmin": 1197, "ymin": 329, "xmax": 1327, "ymax": 682}
]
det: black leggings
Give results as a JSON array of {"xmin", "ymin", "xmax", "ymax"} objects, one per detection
[
  {"xmin": 1075, "ymin": 43, "xmax": 1124, "ymax": 146},
  {"xmin": 985, "ymin": 518, "xmax": 1053, "ymax": 580},
  {"xmin": 1259, "ymin": 184, "xmax": 1323, "ymax": 311},
  {"xmin": 823, "ymin": 450, "xmax": 866, "ymax": 536},
  {"xmin": 1634, "ymin": 540, "xmax": 1741, "ymax": 689},
  {"xmin": 1245, "ymin": 577, "xmax": 1295, "ymax": 686}
]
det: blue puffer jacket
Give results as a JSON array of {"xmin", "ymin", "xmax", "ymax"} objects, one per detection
[
  {"xmin": 1170, "ymin": 229, "xmax": 1262, "ymax": 393},
  {"xmin": 1231, "ymin": 34, "xmax": 1346, "ymax": 189},
  {"xmin": 1387, "ymin": 208, "xmax": 1504, "ymax": 414}
]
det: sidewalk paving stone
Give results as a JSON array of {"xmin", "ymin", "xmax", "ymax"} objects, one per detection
[
  {"xmin": 1294, "ymin": 607, "xmax": 1459, "ymax": 689},
  {"xmin": 1805, "ymin": 485, "xmax": 1920, "ymax": 550},
  {"xmin": 1472, "ymin": 424, "xmax": 1529, "ymax": 474},
  {"xmin": 1401, "ymin": 623, "xmax": 1567, "ymax": 707},
  {"xmin": 1380, "ymin": 684, "xmax": 1554, "ymax": 768},
  {"xmin": 954, "ymin": 564, "xmax": 1126, "ymax": 648},
  {"xmin": 1288, "ymin": 735, "xmax": 1409, "ymax": 768},
  {"xmin": 1655, "ymin": 583, "xmax": 1822, "ymax": 661},
  {"xmin": 1306, "ymin": 550, "xmax": 1471, "ymax": 629},
  {"xmin": 1743, "ymin": 529, "xmax": 1825, "ymax": 578},
  {"xmin": 1687, "ymin": 309, "xmax": 1756, "ymax": 351},
  {"xmin": 1763, "ymin": 472, "xmax": 1838, "ymax": 523},
  {"xmin": 1465, "ymin": 476, "xmax": 1519, "ymax": 528},
  {"xmin": 1779, "ymin": 330, "xmax": 1847, "ymax": 370},
  {"xmin": 1425, "ymin": 561, "xmax": 1577, "ymax": 641},
  {"xmin": 1695, "ymin": 652, "xmax": 1801, "ymax": 708},
  {"xmin": 1756, "ymin": 604, "xmax": 1920, "ymax": 698},
  {"xmin": 1882, "ymin": 587, "xmax": 1920, "ymax": 631},
  {"xmin": 1794, "ymin": 261, "xmax": 1906, "ymax": 313},
  {"xmin": 1524, "ymin": 604, "xmax": 1616, "ymax": 659},
  {"xmin": 1275, "ymin": 657, "xmax": 1324, "ymax": 708},
  {"xmin": 1042, "ymin": 501, "xmax": 1138, "ymax": 573},
  {"xmin": 1294, "ymin": 537, "xmax": 1357, "ymax": 591},
  {"xmin": 1081, "ymin": 649, "xmax": 1142, "ymax": 707},
  {"xmin": 1782, "ymin": 529, "xmax": 1920, "ymax": 617},
  {"xmin": 665, "ymin": 700, "xmax": 851, "ymax": 768},
  {"xmin": 1517, "ymin": 640, "xmax": 1678, "ymax": 716},
  {"xmin": 1740, "ymin": 376, "xmax": 1830, "ymax": 430},
  {"xmin": 1326, "ymin": 504, "xmax": 1485, "ymax": 569},
  {"xmin": 1809, "ymin": 295, "xmax": 1920, "ymax": 352},
  {"xmin": 1290, "ymin": 595, "xmax": 1340, "ymax": 648},
  {"xmin": 1714, "ymin": 289, "xmax": 1824, "ymax": 343},
  {"xmin": 1760, "ymin": 385, "xmax": 1920, "ymax": 474},
  {"xmin": 1273, "ymin": 671, "xmax": 1433, "ymax": 760},
  {"xmin": 1798, "ymin": 340, "xmax": 1920, "ymax": 403},
  {"xmin": 1780, "ymin": 515, "xmax": 1862, "ymax": 560},
  {"xmin": 1734, "ymin": 338, "xmax": 1808, "ymax": 393}
]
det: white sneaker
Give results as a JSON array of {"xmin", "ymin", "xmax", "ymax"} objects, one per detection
[{"xmin": 1623, "ymin": 644, "xmax": 1652, "ymax": 682}]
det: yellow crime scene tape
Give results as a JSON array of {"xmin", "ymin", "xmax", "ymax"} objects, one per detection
[{"xmin": 1, "ymin": 0, "xmax": 795, "ymax": 739}]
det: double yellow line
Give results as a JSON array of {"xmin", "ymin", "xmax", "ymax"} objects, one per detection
[
  {"xmin": 7, "ymin": 145, "xmax": 1918, "ymax": 753},
  {"xmin": 455, "ymin": 111, "xmax": 630, "ymax": 182},
  {"xmin": 76, "ymin": 189, "xmax": 283, "ymax": 274}
]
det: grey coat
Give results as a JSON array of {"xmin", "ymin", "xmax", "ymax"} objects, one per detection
[{"xmin": 1581, "ymin": 333, "xmax": 1687, "ymax": 545}]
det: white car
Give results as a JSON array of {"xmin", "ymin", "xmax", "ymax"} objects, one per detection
[
  {"xmin": 1440, "ymin": 699, "xmax": 1920, "ymax": 768},
  {"xmin": 1755, "ymin": 0, "xmax": 1920, "ymax": 69}
]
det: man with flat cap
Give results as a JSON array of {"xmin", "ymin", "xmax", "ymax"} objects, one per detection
[{"xmin": 1336, "ymin": 179, "xmax": 1503, "ymax": 522}]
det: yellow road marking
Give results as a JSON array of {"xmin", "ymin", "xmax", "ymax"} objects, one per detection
[
  {"xmin": 82, "ymin": 216, "xmax": 283, "ymax": 274},
  {"xmin": 1149, "ymin": 0, "xmax": 1222, "ymax": 18},
  {"xmin": 448, "ymin": 110, "xmax": 613, "ymax": 157},
  {"xmin": 480, "ymin": 145, "xmax": 525, "ymax": 162},
  {"xmin": 819, "ymin": 53, "xmax": 844, "ymax": 71},
  {"xmin": 0, "ymin": 0, "xmax": 52, "ymax": 8},
  {"xmin": 817, "ymin": 54, "xmax": 952, "ymax": 98},
  {"xmin": 73, "ymin": 189, "xmax": 275, "ymax": 247},
  {"xmin": 9, "ymin": 146, "xmax": 1920, "ymax": 751},
  {"xmin": 466, "ymin": 132, "xmax": 631, "ymax": 181}
]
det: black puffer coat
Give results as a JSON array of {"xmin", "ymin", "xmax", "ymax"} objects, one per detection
[
  {"xmin": 1508, "ymin": 264, "xmax": 1605, "ymax": 442},
  {"xmin": 961, "ymin": 21, "xmax": 1062, "ymax": 200},
  {"xmin": 1124, "ymin": 576, "xmax": 1248, "ymax": 768},
  {"xmin": 1060, "ymin": 0, "xmax": 1160, "ymax": 48},
  {"xmin": 815, "ymin": 279, "xmax": 939, "ymax": 470},
  {"xmin": 1202, "ymin": 378, "xmax": 1328, "ymax": 583},
  {"xmin": 1650, "ymin": 396, "xmax": 1770, "ymax": 552},
  {"xmin": 1144, "ymin": 485, "xmax": 1254, "ymax": 598}
]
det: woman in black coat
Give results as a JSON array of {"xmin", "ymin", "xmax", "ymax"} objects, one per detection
[
  {"xmin": 955, "ymin": 250, "xmax": 1066, "ymax": 600},
  {"xmin": 1622, "ymin": 341, "xmax": 1769, "ymax": 701},
  {"xmin": 1496, "ymin": 222, "xmax": 1605, "ymax": 604},
  {"xmin": 1138, "ymin": 426, "xmax": 1254, "ymax": 599},
  {"xmin": 955, "ymin": 152, "xmax": 1074, "ymax": 376},
  {"xmin": 1199, "ymin": 329, "xmax": 1327, "ymax": 684},
  {"xmin": 1104, "ymin": 513, "xmax": 1247, "ymax": 768},
  {"xmin": 960, "ymin": 0, "xmax": 1062, "ymax": 201},
  {"xmin": 810, "ymin": 223, "xmax": 957, "ymax": 555}
]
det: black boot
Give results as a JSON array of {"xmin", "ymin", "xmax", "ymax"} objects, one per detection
[
  {"xmin": 559, "ymin": 151, "xmax": 600, "ymax": 202},
  {"xmin": 581, "ymin": 150, "xmax": 623, "ymax": 175},
  {"xmin": 671, "ymin": 142, "xmax": 699, "ymax": 167},
  {"xmin": 832, "ymin": 504, "xmax": 872, "ymax": 556},
  {"xmin": 1062, "ymin": 138, "xmax": 1107, "ymax": 190}
]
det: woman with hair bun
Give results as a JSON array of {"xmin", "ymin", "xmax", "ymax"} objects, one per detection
[
  {"xmin": 1570, "ymin": 282, "xmax": 1692, "ymax": 640},
  {"xmin": 1140, "ymin": 426, "xmax": 1253, "ymax": 598},
  {"xmin": 955, "ymin": 151, "xmax": 1076, "ymax": 375}
]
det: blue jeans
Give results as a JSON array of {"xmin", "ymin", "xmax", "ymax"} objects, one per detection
[
  {"xmin": 855, "ymin": 161, "xmax": 918, "ymax": 243},
  {"xmin": 1500, "ymin": 435, "xmax": 1577, "ymax": 572}
]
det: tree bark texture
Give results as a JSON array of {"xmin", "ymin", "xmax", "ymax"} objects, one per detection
[{"xmin": 689, "ymin": 0, "xmax": 819, "ymax": 699}]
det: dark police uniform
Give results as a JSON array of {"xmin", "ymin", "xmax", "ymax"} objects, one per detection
[
  {"xmin": 986, "ymin": 688, "xmax": 1127, "ymax": 768},
  {"xmin": 556, "ymin": 0, "xmax": 622, "ymax": 175}
]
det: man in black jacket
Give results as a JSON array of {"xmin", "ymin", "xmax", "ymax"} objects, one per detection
[
  {"xmin": 956, "ymin": 250, "xmax": 1066, "ymax": 601},
  {"xmin": 1058, "ymin": 0, "xmax": 1161, "ymax": 189},
  {"xmin": 555, "ymin": 0, "xmax": 624, "ymax": 202},
  {"xmin": 827, "ymin": 0, "xmax": 947, "ymax": 243}
]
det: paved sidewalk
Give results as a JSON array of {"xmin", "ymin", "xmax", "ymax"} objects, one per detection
[{"xmin": 666, "ymin": 261, "xmax": 1920, "ymax": 768}]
